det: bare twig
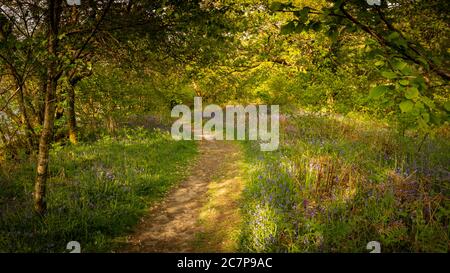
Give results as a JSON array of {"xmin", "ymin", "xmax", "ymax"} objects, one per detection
[{"xmin": 0, "ymin": 87, "xmax": 20, "ymax": 112}]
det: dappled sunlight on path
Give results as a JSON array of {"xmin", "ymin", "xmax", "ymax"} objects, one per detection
[{"xmin": 120, "ymin": 140, "xmax": 244, "ymax": 252}]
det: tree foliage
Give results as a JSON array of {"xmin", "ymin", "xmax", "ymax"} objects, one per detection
[{"xmin": 0, "ymin": 0, "xmax": 448, "ymax": 216}]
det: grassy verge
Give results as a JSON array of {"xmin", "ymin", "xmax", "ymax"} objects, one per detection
[
  {"xmin": 0, "ymin": 127, "xmax": 197, "ymax": 252},
  {"xmin": 239, "ymin": 112, "xmax": 449, "ymax": 252}
]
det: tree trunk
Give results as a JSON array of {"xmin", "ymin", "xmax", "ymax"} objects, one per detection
[
  {"xmin": 67, "ymin": 84, "xmax": 77, "ymax": 144},
  {"xmin": 107, "ymin": 115, "xmax": 116, "ymax": 134},
  {"xmin": 17, "ymin": 84, "xmax": 35, "ymax": 152},
  {"xmin": 34, "ymin": 78, "xmax": 57, "ymax": 215},
  {"xmin": 34, "ymin": 0, "xmax": 62, "ymax": 215}
]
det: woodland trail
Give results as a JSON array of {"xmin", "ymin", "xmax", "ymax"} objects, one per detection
[{"xmin": 120, "ymin": 140, "xmax": 244, "ymax": 252}]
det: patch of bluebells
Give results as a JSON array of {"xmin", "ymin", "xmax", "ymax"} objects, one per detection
[
  {"xmin": 253, "ymin": 163, "xmax": 298, "ymax": 214},
  {"xmin": 249, "ymin": 204, "xmax": 277, "ymax": 251}
]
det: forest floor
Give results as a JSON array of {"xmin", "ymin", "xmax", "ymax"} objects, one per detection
[{"xmin": 120, "ymin": 140, "xmax": 245, "ymax": 252}]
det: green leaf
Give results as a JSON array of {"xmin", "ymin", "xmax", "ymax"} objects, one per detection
[
  {"xmin": 270, "ymin": 2, "xmax": 283, "ymax": 11},
  {"xmin": 369, "ymin": 85, "xmax": 389, "ymax": 99},
  {"xmin": 294, "ymin": 23, "xmax": 305, "ymax": 33},
  {"xmin": 393, "ymin": 37, "xmax": 407, "ymax": 48},
  {"xmin": 412, "ymin": 77, "xmax": 427, "ymax": 91},
  {"xmin": 417, "ymin": 118, "xmax": 428, "ymax": 128},
  {"xmin": 417, "ymin": 57, "xmax": 430, "ymax": 70},
  {"xmin": 374, "ymin": 60, "xmax": 384, "ymax": 67},
  {"xmin": 421, "ymin": 96, "xmax": 435, "ymax": 109},
  {"xmin": 387, "ymin": 32, "xmax": 400, "ymax": 40},
  {"xmin": 393, "ymin": 60, "xmax": 413, "ymax": 75},
  {"xmin": 281, "ymin": 21, "xmax": 296, "ymax": 35},
  {"xmin": 393, "ymin": 60, "xmax": 406, "ymax": 70},
  {"xmin": 444, "ymin": 101, "xmax": 450, "ymax": 112},
  {"xmin": 405, "ymin": 87, "xmax": 419, "ymax": 100},
  {"xmin": 367, "ymin": 48, "xmax": 384, "ymax": 59},
  {"xmin": 294, "ymin": 7, "xmax": 311, "ymax": 22},
  {"xmin": 381, "ymin": 71, "xmax": 397, "ymax": 79},
  {"xmin": 270, "ymin": 1, "xmax": 293, "ymax": 11},
  {"xmin": 399, "ymin": 100, "xmax": 414, "ymax": 113},
  {"xmin": 422, "ymin": 112, "xmax": 430, "ymax": 123},
  {"xmin": 415, "ymin": 101, "xmax": 424, "ymax": 109},
  {"xmin": 430, "ymin": 112, "xmax": 442, "ymax": 125},
  {"xmin": 401, "ymin": 65, "xmax": 413, "ymax": 75},
  {"xmin": 399, "ymin": 79, "xmax": 409, "ymax": 86}
]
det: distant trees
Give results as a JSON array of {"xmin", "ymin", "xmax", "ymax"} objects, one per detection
[{"xmin": 0, "ymin": 0, "xmax": 234, "ymax": 215}]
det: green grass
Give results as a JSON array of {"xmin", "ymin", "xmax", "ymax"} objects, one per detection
[
  {"xmin": 238, "ymin": 112, "xmax": 450, "ymax": 253},
  {"xmin": 0, "ymin": 127, "xmax": 197, "ymax": 253}
]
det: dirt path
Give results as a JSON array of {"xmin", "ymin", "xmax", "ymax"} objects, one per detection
[{"xmin": 120, "ymin": 140, "xmax": 244, "ymax": 252}]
